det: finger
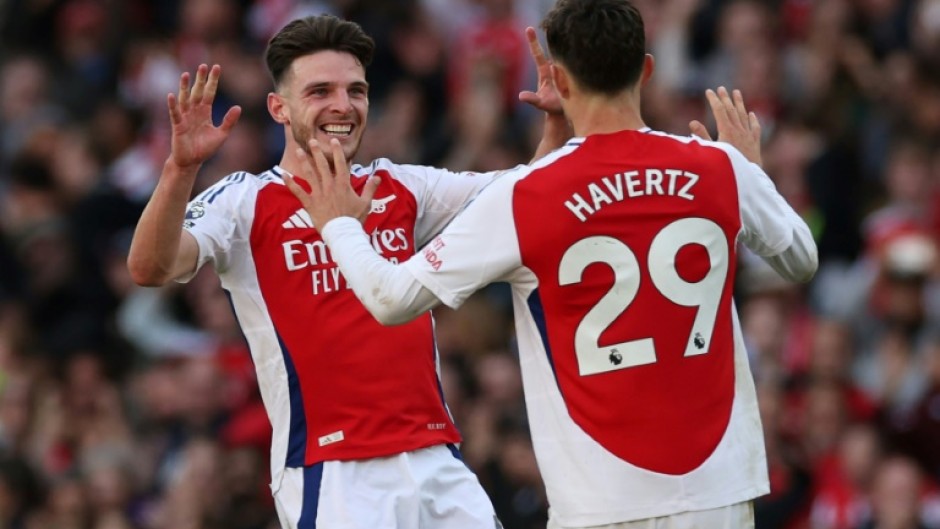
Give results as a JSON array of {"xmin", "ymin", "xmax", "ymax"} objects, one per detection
[
  {"xmin": 717, "ymin": 86, "xmax": 741, "ymax": 128},
  {"xmin": 309, "ymin": 139, "xmax": 334, "ymax": 193},
  {"xmin": 519, "ymin": 91, "xmax": 545, "ymax": 110},
  {"xmin": 293, "ymin": 145, "xmax": 320, "ymax": 195},
  {"xmin": 704, "ymin": 89, "xmax": 729, "ymax": 130},
  {"xmin": 329, "ymin": 138, "xmax": 350, "ymax": 188},
  {"xmin": 219, "ymin": 105, "xmax": 242, "ymax": 133},
  {"xmin": 191, "ymin": 64, "xmax": 209, "ymax": 103},
  {"xmin": 178, "ymin": 71, "xmax": 191, "ymax": 112},
  {"xmin": 748, "ymin": 111, "xmax": 761, "ymax": 139},
  {"xmin": 525, "ymin": 27, "xmax": 548, "ymax": 68},
  {"xmin": 203, "ymin": 64, "xmax": 222, "ymax": 104},
  {"xmin": 732, "ymin": 89, "xmax": 749, "ymax": 127},
  {"xmin": 689, "ymin": 120, "xmax": 712, "ymax": 141},
  {"xmin": 361, "ymin": 176, "xmax": 381, "ymax": 203},
  {"xmin": 167, "ymin": 93, "xmax": 181, "ymax": 125},
  {"xmin": 283, "ymin": 170, "xmax": 311, "ymax": 204},
  {"xmin": 519, "ymin": 90, "xmax": 537, "ymax": 104}
]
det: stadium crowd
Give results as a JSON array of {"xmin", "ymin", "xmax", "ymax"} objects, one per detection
[{"xmin": 1, "ymin": 0, "xmax": 939, "ymax": 528}]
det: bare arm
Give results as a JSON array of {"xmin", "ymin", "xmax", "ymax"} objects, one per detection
[
  {"xmin": 127, "ymin": 161, "xmax": 202, "ymax": 285},
  {"xmin": 127, "ymin": 64, "xmax": 241, "ymax": 286}
]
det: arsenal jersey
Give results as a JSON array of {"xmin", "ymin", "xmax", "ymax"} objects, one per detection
[
  {"xmin": 405, "ymin": 130, "xmax": 813, "ymax": 526},
  {"xmin": 180, "ymin": 159, "xmax": 498, "ymax": 489}
]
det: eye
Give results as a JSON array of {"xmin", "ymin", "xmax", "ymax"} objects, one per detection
[{"xmin": 350, "ymin": 86, "xmax": 368, "ymax": 97}]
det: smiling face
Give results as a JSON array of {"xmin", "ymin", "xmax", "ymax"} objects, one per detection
[{"xmin": 268, "ymin": 50, "xmax": 369, "ymax": 164}]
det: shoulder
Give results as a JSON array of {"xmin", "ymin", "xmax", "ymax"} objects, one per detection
[
  {"xmin": 352, "ymin": 158, "xmax": 490, "ymax": 195},
  {"xmin": 644, "ymin": 130, "xmax": 745, "ymax": 164},
  {"xmin": 510, "ymin": 139, "xmax": 584, "ymax": 185},
  {"xmin": 192, "ymin": 168, "xmax": 281, "ymax": 206},
  {"xmin": 352, "ymin": 158, "xmax": 448, "ymax": 180}
]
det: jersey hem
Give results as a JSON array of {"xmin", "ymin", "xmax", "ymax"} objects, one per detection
[
  {"xmin": 549, "ymin": 483, "xmax": 769, "ymax": 527},
  {"xmin": 299, "ymin": 433, "xmax": 462, "ymax": 467}
]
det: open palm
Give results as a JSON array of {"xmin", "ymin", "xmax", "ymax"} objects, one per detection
[{"xmin": 168, "ymin": 64, "xmax": 241, "ymax": 168}]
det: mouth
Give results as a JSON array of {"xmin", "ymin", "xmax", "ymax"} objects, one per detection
[{"xmin": 319, "ymin": 123, "xmax": 354, "ymax": 138}]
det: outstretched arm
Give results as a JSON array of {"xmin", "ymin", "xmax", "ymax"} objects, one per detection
[
  {"xmin": 694, "ymin": 87, "xmax": 817, "ymax": 282},
  {"xmin": 127, "ymin": 64, "xmax": 241, "ymax": 286}
]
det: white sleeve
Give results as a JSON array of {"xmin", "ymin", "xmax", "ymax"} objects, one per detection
[
  {"xmin": 320, "ymin": 173, "xmax": 526, "ymax": 324},
  {"xmin": 176, "ymin": 172, "xmax": 249, "ymax": 282},
  {"xmin": 386, "ymin": 161, "xmax": 519, "ymax": 246},
  {"xmin": 404, "ymin": 174, "xmax": 525, "ymax": 308},
  {"xmin": 320, "ymin": 218, "xmax": 441, "ymax": 325},
  {"xmin": 728, "ymin": 148, "xmax": 818, "ymax": 283}
]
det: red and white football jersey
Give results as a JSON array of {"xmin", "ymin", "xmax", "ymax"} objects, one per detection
[
  {"xmin": 404, "ymin": 130, "xmax": 812, "ymax": 526},
  {"xmin": 180, "ymin": 159, "xmax": 499, "ymax": 490}
]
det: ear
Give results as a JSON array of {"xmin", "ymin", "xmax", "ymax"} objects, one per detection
[
  {"xmin": 551, "ymin": 63, "xmax": 570, "ymax": 99},
  {"xmin": 267, "ymin": 92, "xmax": 289, "ymax": 125},
  {"xmin": 640, "ymin": 54, "xmax": 655, "ymax": 87}
]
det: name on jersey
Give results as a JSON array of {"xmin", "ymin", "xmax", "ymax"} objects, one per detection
[
  {"xmin": 282, "ymin": 228, "xmax": 409, "ymax": 295},
  {"xmin": 564, "ymin": 168, "xmax": 699, "ymax": 222}
]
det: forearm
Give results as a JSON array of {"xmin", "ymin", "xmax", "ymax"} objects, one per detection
[
  {"xmin": 530, "ymin": 112, "xmax": 572, "ymax": 162},
  {"xmin": 127, "ymin": 159, "xmax": 199, "ymax": 286},
  {"xmin": 321, "ymin": 217, "xmax": 440, "ymax": 325},
  {"xmin": 762, "ymin": 218, "xmax": 819, "ymax": 284}
]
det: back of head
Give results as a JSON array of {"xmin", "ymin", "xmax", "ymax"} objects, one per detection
[
  {"xmin": 542, "ymin": 0, "xmax": 645, "ymax": 94},
  {"xmin": 265, "ymin": 15, "xmax": 375, "ymax": 89}
]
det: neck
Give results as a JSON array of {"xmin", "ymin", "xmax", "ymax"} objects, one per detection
[
  {"xmin": 277, "ymin": 132, "xmax": 303, "ymax": 176},
  {"xmin": 565, "ymin": 88, "xmax": 646, "ymax": 137},
  {"xmin": 277, "ymin": 142, "xmax": 343, "ymax": 176},
  {"xmin": 277, "ymin": 154, "xmax": 301, "ymax": 176}
]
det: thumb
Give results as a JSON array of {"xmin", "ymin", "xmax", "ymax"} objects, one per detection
[
  {"xmin": 219, "ymin": 105, "xmax": 242, "ymax": 133},
  {"xmin": 519, "ymin": 91, "xmax": 538, "ymax": 105},
  {"xmin": 689, "ymin": 120, "xmax": 712, "ymax": 141}
]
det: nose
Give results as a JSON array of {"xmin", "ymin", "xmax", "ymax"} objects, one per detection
[{"xmin": 329, "ymin": 90, "xmax": 354, "ymax": 114}]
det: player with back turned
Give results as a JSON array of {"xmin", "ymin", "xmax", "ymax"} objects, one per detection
[{"xmin": 287, "ymin": 0, "xmax": 819, "ymax": 528}]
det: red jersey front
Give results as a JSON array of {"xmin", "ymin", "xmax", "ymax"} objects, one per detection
[{"xmin": 181, "ymin": 160, "xmax": 499, "ymax": 488}]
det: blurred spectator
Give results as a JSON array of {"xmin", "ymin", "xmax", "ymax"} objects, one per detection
[
  {"xmin": 859, "ymin": 455, "xmax": 940, "ymax": 529},
  {"xmin": 0, "ymin": 455, "xmax": 44, "ymax": 529},
  {"xmin": 887, "ymin": 335, "xmax": 940, "ymax": 482},
  {"xmin": 754, "ymin": 377, "xmax": 814, "ymax": 529},
  {"xmin": 809, "ymin": 423, "xmax": 882, "ymax": 529},
  {"xmin": 0, "ymin": 55, "xmax": 66, "ymax": 162}
]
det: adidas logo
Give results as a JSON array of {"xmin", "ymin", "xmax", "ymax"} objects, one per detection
[{"xmin": 282, "ymin": 209, "xmax": 315, "ymax": 229}]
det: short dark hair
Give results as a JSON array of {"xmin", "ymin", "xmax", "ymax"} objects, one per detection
[
  {"xmin": 265, "ymin": 15, "xmax": 375, "ymax": 88},
  {"xmin": 542, "ymin": 0, "xmax": 646, "ymax": 95}
]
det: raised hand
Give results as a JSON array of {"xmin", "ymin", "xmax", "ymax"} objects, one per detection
[
  {"xmin": 689, "ymin": 86, "xmax": 762, "ymax": 166},
  {"xmin": 167, "ymin": 64, "xmax": 242, "ymax": 169},
  {"xmin": 519, "ymin": 27, "xmax": 563, "ymax": 115},
  {"xmin": 285, "ymin": 139, "xmax": 381, "ymax": 230}
]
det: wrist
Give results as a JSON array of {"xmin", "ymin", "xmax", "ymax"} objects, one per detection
[
  {"xmin": 164, "ymin": 158, "xmax": 202, "ymax": 178},
  {"xmin": 542, "ymin": 113, "xmax": 572, "ymax": 141}
]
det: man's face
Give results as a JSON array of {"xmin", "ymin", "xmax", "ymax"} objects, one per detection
[{"xmin": 276, "ymin": 50, "xmax": 369, "ymax": 162}]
